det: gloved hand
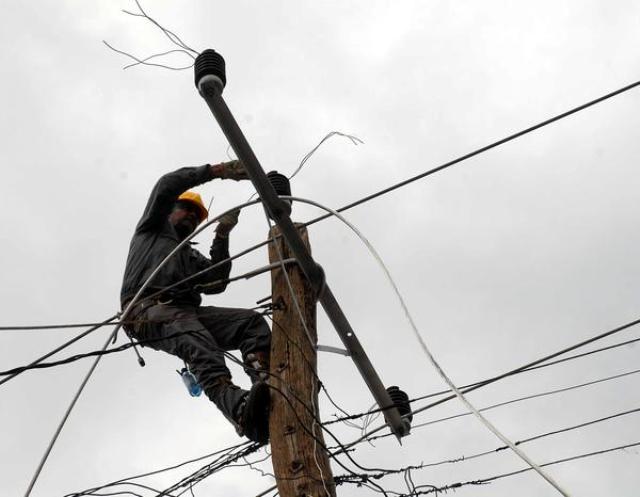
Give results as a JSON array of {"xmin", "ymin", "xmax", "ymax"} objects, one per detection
[
  {"xmin": 212, "ymin": 160, "xmax": 249, "ymax": 181},
  {"xmin": 215, "ymin": 209, "xmax": 240, "ymax": 238}
]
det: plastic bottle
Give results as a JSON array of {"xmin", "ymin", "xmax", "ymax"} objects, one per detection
[{"xmin": 178, "ymin": 367, "xmax": 202, "ymax": 397}]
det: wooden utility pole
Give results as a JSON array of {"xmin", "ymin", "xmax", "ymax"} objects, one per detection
[{"xmin": 268, "ymin": 224, "xmax": 336, "ymax": 497}]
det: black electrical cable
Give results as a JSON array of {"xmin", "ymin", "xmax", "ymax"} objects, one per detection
[
  {"xmin": 336, "ymin": 440, "xmax": 640, "ymax": 496},
  {"xmin": 157, "ymin": 443, "xmax": 262, "ymax": 497},
  {"xmin": 0, "ymin": 331, "xmax": 192, "ymax": 376},
  {"xmin": 65, "ymin": 442, "xmax": 250, "ymax": 497},
  {"xmin": 0, "ymin": 314, "xmax": 119, "ymax": 387},
  {"xmin": 332, "ymin": 338, "xmax": 640, "ymax": 424},
  {"xmin": 336, "ymin": 405, "xmax": 640, "ymax": 478},
  {"xmin": 0, "ymin": 321, "xmax": 124, "ymax": 331},
  {"xmin": 0, "ymin": 310, "xmax": 272, "ymax": 378},
  {"xmin": 304, "ymin": 78, "xmax": 640, "ymax": 228},
  {"xmin": 18, "ymin": 75, "xmax": 640, "ymax": 497},
  {"xmin": 9, "ymin": 77, "xmax": 639, "ymax": 385},
  {"xmin": 176, "ymin": 77, "xmax": 640, "ymax": 279},
  {"xmin": 0, "ymin": 259, "xmax": 282, "ymax": 334},
  {"xmin": 411, "ymin": 316, "xmax": 640, "ymax": 419},
  {"xmin": 341, "ymin": 367, "xmax": 640, "ymax": 448},
  {"xmin": 180, "ymin": 76, "xmax": 640, "ymax": 497},
  {"xmin": 77, "ymin": 480, "xmax": 168, "ymax": 497},
  {"xmin": 54, "ymin": 317, "xmax": 357, "ymax": 497},
  {"xmin": 410, "ymin": 368, "xmax": 640, "ymax": 433},
  {"xmin": 325, "ymin": 319, "xmax": 640, "ymax": 425},
  {"xmin": 0, "ymin": 290, "xmax": 270, "ymax": 385}
]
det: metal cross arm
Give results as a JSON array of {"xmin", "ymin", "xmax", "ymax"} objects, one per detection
[{"xmin": 194, "ymin": 49, "xmax": 410, "ymax": 440}]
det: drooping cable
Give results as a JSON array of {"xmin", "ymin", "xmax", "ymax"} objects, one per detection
[
  {"xmin": 66, "ymin": 442, "xmax": 250, "ymax": 497},
  {"xmin": 341, "ymin": 367, "xmax": 640, "ymax": 447},
  {"xmin": 22, "ymin": 202, "xmax": 261, "ymax": 496},
  {"xmin": 337, "ymin": 405, "xmax": 640, "ymax": 478},
  {"xmin": 326, "ymin": 312, "xmax": 640, "ymax": 445},
  {"xmin": 336, "ymin": 440, "xmax": 640, "ymax": 495},
  {"xmin": 23, "ymin": 331, "xmax": 116, "ymax": 497},
  {"xmin": 283, "ymin": 195, "xmax": 571, "ymax": 496},
  {"xmin": 177, "ymin": 77, "xmax": 640, "ymax": 278},
  {"xmin": 1, "ymin": 260, "xmax": 282, "ymax": 384},
  {"xmin": 18, "ymin": 72, "xmax": 640, "ymax": 490},
  {"xmin": 0, "ymin": 314, "xmax": 119, "ymax": 387},
  {"xmin": 324, "ymin": 332, "xmax": 640, "ymax": 426},
  {"xmin": 304, "ymin": 78, "xmax": 640, "ymax": 229},
  {"xmin": 0, "ymin": 318, "xmax": 266, "ymax": 376}
]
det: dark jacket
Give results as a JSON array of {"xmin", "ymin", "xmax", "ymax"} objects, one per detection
[{"xmin": 120, "ymin": 165, "xmax": 231, "ymax": 307}]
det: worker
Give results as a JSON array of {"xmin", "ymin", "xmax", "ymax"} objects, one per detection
[{"xmin": 120, "ymin": 160, "xmax": 271, "ymax": 444}]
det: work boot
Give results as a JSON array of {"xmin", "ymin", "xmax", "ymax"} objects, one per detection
[
  {"xmin": 235, "ymin": 381, "xmax": 271, "ymax": 445},
  {"xmin": 243, "ymin": 350, "xmax": 270, "ymax": 383},
  {"xmin": 210, "ymin": 376, "xmax": 270, "ymax": 444}
]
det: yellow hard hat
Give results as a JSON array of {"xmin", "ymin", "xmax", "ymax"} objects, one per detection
[{"xmin": 177, "ymin": 191, "xmax": 208, "ymax": 223}]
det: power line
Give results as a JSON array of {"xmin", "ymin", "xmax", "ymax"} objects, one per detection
[
  {"xmin": 412, "ymin": 368, "xmax": 640, "ymax": 431},
  {"xmin": 55, "ymin": 323, "xmax": 640, "ymax": 496},
  {"xmin": 286, "ymin": 196, "xmax": 570, "ymax": 494},
  {"xmin": 253, "ymin": 351, "xmax": 640, "ymax": 497},
  {"xmin": 7, "ymin": 208, "xmax": 291, "ymax": 497},
  {"xmin": 0, "ymin": 259, "xmax": 283, "ymax": 386},
  {"xmin": 334, "ymin": 405, "xmax": 640, "ymax": 483},
  {"xmin": 66, "ymin": 348, "xmax": 341, "ymax": 495},
  {"xmin": 358, "ymin": 367, "xmax": 640, "ymax": 446},
  {"xmin": 0, "ymin": 312, "xmax": 271, "ymax": 378},
  {"xmin": 306, "ymin": 198, "xmax": 577, "ymax": 492},
  {"xmin": 204, "ymin": 77, "xmax": 640, "ymax": 275},
  {"xmin": 322, "ymin": 313, "xmax": 640, "ymax": 436},
  {"xmin": 46, "ymin": 77, "xmax": 633, "ymax": 352},
  {"xmin": 285, "ymin": 194, "xmax": 640, "ymax": 494},
  {"xmin": 336, "ymin": 440, "xmax": 640, "ymax": 496},
  {"xmin": 408, "ymin": 316, "xmax": 640, "ymax": 419},
  {"xmin": 84, "ymin": 443, "xmax": 262, "ymax": 497},
  {"xmin": 256, "ymin": 404, "xmax": 640, "ymax": 497},
  {"xmin": 18, "ymin": 201, "xmax": 297, "ymax": 497},
  {"xmin": 304, "ymin": 78, "xmax": 640, "ymax": 228},
  {"xmin": 0, "ymin": 315, "xmax": 119, "ymax": 387},
  {"xmin": 325, "ymin": 331, "xmax": 640, "ymax": 426},
  {"xmin": 0, "ymin": 321, "xmax": 123, "ymax": 331},
  {"xmin": 21, "ymin": 201, "xmax": 266, "ymax": 497},
  {"xmin": 156, "ymin": 381, "xmax": 366, "ymax": 497},
  {"xmin": 46, "ymin": 326, "xmax": 359, "ymax": 496},
  {"xmin": 16, "ymin": 229, "xmax": 637, "ymax": 493},
  {"xmin": 23, "ymin": 330, "xmax": 116, "ymax": 497},
  {"xmin": 0, "ymin": 258, "xmax": 288, "ymax": 334},
  {"xmin": 17, "ymin": 69, "xmax": 640, "ymax": 497},
  {"xmin": 65, "ymin": 442, "xmax": 251, "ymax": 497}
]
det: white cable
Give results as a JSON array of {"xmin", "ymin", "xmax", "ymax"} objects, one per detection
[
  {"xmin": 23, "ymin": 333, "xmax": 114, "ymax": 497},
  {"xmin": 119, "ymin": 200, "xmax": 262, "ymax": 332},
  {"xmin": 23, "ymin": 200, "xmax": 263, "ymax": 497},
  {"xmin": 289, "ymin": 131, "xmax": 363, "ymax": 181},
  {"xmin": 265, "ymin": 217, "xmax": 316, "ymax": 349},
  {"xmin": 284, "ymin": 195, "xmax": 571, "ymax": 497}
]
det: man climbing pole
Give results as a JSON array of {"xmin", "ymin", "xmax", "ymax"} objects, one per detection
[{"xmin": 120, "ymin": 160, "xmax": 271, "ymax": 444}]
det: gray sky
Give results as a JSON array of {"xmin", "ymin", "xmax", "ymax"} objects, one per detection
[{"xmin": 1, "ymin": 1, "xmax": 640, "ymax": 496}]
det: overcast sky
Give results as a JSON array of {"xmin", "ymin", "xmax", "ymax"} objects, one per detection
[{"xmin": 2, "ymin": 1, "xmax": 640, "ymax": 496}]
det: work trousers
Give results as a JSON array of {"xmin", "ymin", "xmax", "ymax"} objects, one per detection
[{"xmin": 132, "ymin": 303, "xmax": 271, "ymax": 413}]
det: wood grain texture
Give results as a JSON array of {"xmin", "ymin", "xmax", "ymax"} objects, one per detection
[{"xmin": 268, "ymin": 224, "xmax": 336, "ymax": 497}]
